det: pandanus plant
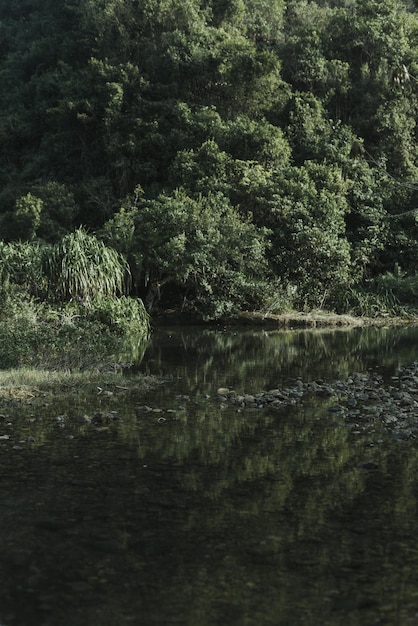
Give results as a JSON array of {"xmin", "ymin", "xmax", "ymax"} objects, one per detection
[{"xmin": 43, "ymin": 228, "xmax": 130, "ymax": 303}]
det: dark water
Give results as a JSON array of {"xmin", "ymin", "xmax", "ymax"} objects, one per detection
[{"xmin": 2, "ymin": 325, "xmax": 418, "ymax": 626}]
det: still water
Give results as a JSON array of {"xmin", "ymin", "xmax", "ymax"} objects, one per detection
[{"xmin": 2, "ymin": 324, "xmax": 418, "ymax": 626}]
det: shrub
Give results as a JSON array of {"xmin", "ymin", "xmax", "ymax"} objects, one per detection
[
  {"xmin": 44, "ymin": 228, "xmax": 130, "ymax": 302},
  {"xmin": 83, "ymin": 296, "xmax": 150, "ymax": 336},
  {"xmin": 0, "ymin": 240, "xmax": 48, "ymax": 297},
  {"xmin": 0, "ymin": 295, "xmax": 149, "ymax": 370}
]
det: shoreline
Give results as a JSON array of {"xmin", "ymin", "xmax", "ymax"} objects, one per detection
[{"xmin": 152, "ymin": 309, "xmax": 418, "ymax": 329}]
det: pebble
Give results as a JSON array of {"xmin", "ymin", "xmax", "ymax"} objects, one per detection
[
  {"xmin": 357, "ymin": 462, "xmax": 379, "ymax": 470},
  {"xmin": 212, "ymin": 361, "xmax": 418, "ymax": 440}
]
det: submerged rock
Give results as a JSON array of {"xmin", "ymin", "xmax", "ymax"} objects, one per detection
[
  {"xmin": 357, "ymin": 462, "xmax": 379, "ymax": 470},
  {"xmin": 92, "ymin": 411, "xmax": 120, "ymax": 425},
  {"xmin": 213, "ymin": 360, "xmax": 418, "ymax": 441},
  {"xmin": 135, "ymin": 405, "xmax": 153, "ymax": 414}
]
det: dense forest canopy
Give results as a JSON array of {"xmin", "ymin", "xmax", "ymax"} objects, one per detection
[{"xmin": 1, "ymin": 0, "xmax": 418, "ymax": 318}]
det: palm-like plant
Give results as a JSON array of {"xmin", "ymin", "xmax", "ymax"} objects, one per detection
[{"xmin": 44, "ymin": 228, "xmax": 130, "ymax": 302}]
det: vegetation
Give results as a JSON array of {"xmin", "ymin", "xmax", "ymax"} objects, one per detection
[
  {"xmin": 1, "ymin": 0, "xmax": 418, "ymax": 321},
  {"xmin": 44, "ymin": 228, "xmax": 130, "ymax": 302},
  {"xmin": 0, "ymin": 234, "xmax": 150, "ymax": 370}
]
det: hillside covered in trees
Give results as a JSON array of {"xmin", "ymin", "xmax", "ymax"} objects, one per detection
[{"xmin": 1, "ymin": 0, "xmax": 418, "ymax": 319}]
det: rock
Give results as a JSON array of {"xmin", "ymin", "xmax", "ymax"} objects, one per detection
[
  {"xmin": 316, "ymin": 386, "xmax": 334, "ymax": 397},
  {"xmin": 381, "ymin": 415, "xmax": 398, "ymax": 424},
  {"xmin": 356, "ymin": 392, "xmax": 369, "ymax": 401},
  {"xmin": 209, "ymin": 361, "xmax": 418, "ymax": 445},
  {"xmin": 392, "ymin": 430, "xmax": 412, "ymax": 441},
  {"xmin": 92, "ymin": 412, "xmax": 109, "ymax": 425},
  {"xmin": 135, "ymin": 405, "xmax": 153, "ymax": 414},
  {"xmin": 231, "ymin": 395, "xmax": 245, "ymax": 408},
  {"xmin": 357, "ymin": 462, "xmax": 378, "ymax": 470},
  {"xmin": 74, "ymin": 414, "xmax": 92, "ymax": 425}
]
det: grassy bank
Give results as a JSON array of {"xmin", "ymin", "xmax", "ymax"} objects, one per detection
[{"xmin": 0, "ymin": 367, "xmax": 159, "ymax": 403}]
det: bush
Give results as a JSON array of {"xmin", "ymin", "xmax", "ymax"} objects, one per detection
[
  {"xmin": 0, "ymin": 294, "xmax": 149, "ymax": 370},
  {"xmin": 0, "ymin": 240, "xmax": 48, "ymax": 298},
  {"xmin": 44, "ymin": 228, "xmax": 130, "ymax": 302},
  {"xmin": 0, "ymin": 232, "xmax": 150, "ymax": 369},
  {"xmin": 83, "ymin": 296, "xmax": 150, "ymax": 336}
]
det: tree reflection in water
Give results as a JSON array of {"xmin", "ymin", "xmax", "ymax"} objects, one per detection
[{"xmin": 1, "ymin": 325, "xmax": 418, "ymax": 625}]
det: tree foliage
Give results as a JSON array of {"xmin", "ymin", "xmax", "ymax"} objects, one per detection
[
  {"xmin": 103, "ymin": 188, "xmax": 272, "ymax": 318},
  {"xmin": 2, "ymin": 0, "xmax": 418, "ymax": 317}
]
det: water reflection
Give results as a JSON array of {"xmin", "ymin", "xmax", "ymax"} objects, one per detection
[
  {"xmin": 1, "ymin": 325, "xmax": 418, "ymax": 625},
  {"xmin": 142, "ymin": 324, "xmax": 418, "ymax": 393}
]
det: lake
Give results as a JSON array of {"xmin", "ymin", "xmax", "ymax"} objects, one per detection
[{"xmin": 1, "ymin": 324, "xmax": 418, "ymax": 625}]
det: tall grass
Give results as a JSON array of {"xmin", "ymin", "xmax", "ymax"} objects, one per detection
[
  {"xmin": 331, "ymin": 266, "xmax": 418, "ymax": 317},
  {"xmin": 0, "ymin": 231, "xmax": 150, "ymax": 370},
  {"xmin": 43, "ymin": 228, "xmax": 130, "ymax": 302}
]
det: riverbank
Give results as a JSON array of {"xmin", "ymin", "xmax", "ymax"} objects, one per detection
[
  {"xmin": 2, "ymin": 325, "xmax": 418, "ymax": 450},
  {"xmin": 152, "ymin": 309, "xmax": 418, "ymax": 329}
]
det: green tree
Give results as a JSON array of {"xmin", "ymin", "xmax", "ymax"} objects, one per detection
[
  {"xmin": 103, "ymin": 188, "xmax": 272, "ymax": 319},
  {"xmin": 343, "ymin": 155, "xmax": 389, "ymax": 280},
  {"xmin": 34, "ymin": 182, "xmax": 80, "ymax": 242},
  {"xmin": 0, "ymin": 0, "xmax": 89, "ymax": 209},
  {"xmin": 270, "ymin": 162, "xmax": 352, "ymax": 308},
  {"xmin": 11, "ymin": 193, "xmax": 43, "ymax": 241}
]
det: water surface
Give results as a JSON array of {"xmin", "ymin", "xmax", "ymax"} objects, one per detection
[{"xmin": 1, "ymin": 325, "xmax": 418, "ymax": 625}]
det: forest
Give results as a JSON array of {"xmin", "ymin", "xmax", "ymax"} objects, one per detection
[{"xmin": 1, "ymin": 0, "xmax": 418, "ymax": 324}]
